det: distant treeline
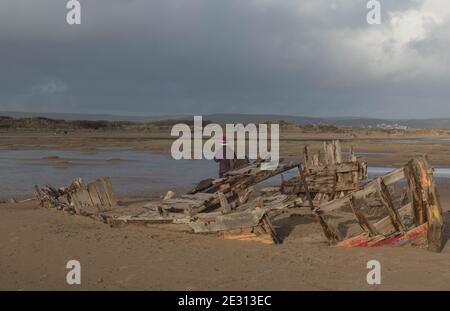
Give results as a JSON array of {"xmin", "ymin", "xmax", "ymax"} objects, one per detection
[
  {"xmin": 0, "ymin": 115, "xmax": 382, "ymax": 133},
  {"xmin": 0, "ymin": 116, "xmax": 212, "ymax": 131},
  {"xmin": 0, "ymin": 116, "xmax": 136, "ymax": 131},
  {"xmin": 3, "ymin": 115, "xmax": 443, "ymax": 135}
]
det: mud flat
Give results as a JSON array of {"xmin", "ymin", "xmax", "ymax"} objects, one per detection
[{"xmin": 3, "ymin": 129, "xmax": 450, "ymax": 166}]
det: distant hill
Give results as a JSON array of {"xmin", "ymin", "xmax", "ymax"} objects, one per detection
[
  {"xmin": 197, "ymin": 114, "xmax": 450, "ymax": 129},
  {"xmin": 2, "ymin": 111, "xmax": 450, "ymax": 129},
  {"xmin": 0, "ymin": 111, "xmax": 172, "ymax": 122}
]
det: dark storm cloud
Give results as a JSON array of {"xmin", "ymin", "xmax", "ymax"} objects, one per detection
[{"xmin": 0, "ymin": 0, "xmax": 449, "ymax": 118}]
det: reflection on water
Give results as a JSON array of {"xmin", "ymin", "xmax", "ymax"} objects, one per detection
[{"xmin": 1, "ymin": 149, "xmax": 450, "ymax": 199}]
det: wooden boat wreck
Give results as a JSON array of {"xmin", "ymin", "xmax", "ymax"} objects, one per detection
[
  {"xmin": 313, "ymin": 156, "xmax": 444, "ymax": 252},
  {"xmin": 33, "ymin": 177, "xmax": 118, "ymax": 222},
  {"xmin": 33, "ymin": 159, "xmax": 301, "ymax": 245},
  {"xmin": 32, "ymin": 141, "xmax": 444, "ymax": 252}
]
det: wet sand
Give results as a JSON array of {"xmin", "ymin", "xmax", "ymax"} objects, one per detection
[
  {"xmin": 1, "ymin": 185, "xmax": 450, "ymax": 291},
  {"xmin": 2, "ymin": 130, "xmax": 450, "ymax": 290}
]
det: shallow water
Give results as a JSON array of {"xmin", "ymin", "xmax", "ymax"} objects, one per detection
[
  {"xmin": 380, "ymin": 136, "xmax": 450, "ymax": 144},
  {"xmin": 1, "ymin": 149, "xmax": 449, "ymax": 199},
  {"xmin": 368, "ymin": 166, "xmax": 450, "ymax": 179},
  {"xmin": 0, "ymin": 149, "xmax": 218, "ymax": 199}
]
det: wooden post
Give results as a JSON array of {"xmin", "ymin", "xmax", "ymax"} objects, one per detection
[
  {"xmin": 404, "ymin": 160, "xmax": 426, "ymax": 225},
  {"xmin": 415, "ymin": 157, "xmax": 444, "ymax": 252},
  {"xmin": 304, "ymin": 145, "xmax": 310, "ymax": 168},
  {"xmin": 324, "ymin": 141, "xmax": 333, "ymax": 165},
  {"xmin": 333, "ymin": 140, "xmax": 342, "ymax": 164}
]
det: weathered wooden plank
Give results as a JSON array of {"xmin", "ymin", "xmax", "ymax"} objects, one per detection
[
  {"xmin": 336, "ymin": 162, "xmax": 359, "ymax": 173},
  {"xmin": 189, "ymin": 209, "xmax": 267, "ymax": 233},
  {"xmin": 316, "ymin": 215, "xmax": 344, "ymax": 242},
  {"xmin": 100, "ymin": 177, "xmax": 117, "ymax": 206},
  {"xmin": 376, "ymin": 177, "xmax": 406, "ymax": 233},
  {"xmin": 237, "ymin": 186, "xmax": 253, "ymax": 205},
  {"xmin": 382, "ymin": 167, "xmax": 405, "ymax": 185},
  {"xmin": 95, "ymin": 181, "xmax": 110, "ymax": 208},
  {"xmin": 373, "ymin": 203, "xmax": 412, "ymax": 235},
  {"xmin": 334, "ymin": 140, "xmax": 342, "ymax": 164},
  {"xmin": 322, "ymin": 140, "xmax": 343, "ymax": 165},
  {"xmin": 115, "ymin": 212, "xmax": 191, "ymax": 225},
  {"xmin": 304, "ymin": 145, "xmax": 311, "ymax": 168},
  {"xmin": 190, "ymin": 160, "xmax": 300, "ymax": 195},
  {"xmin": 416, "ymin": 157, "xmax": 444, "ymax": 252},
  {"xmin": 316, "ymin": 195, "xmax": 351, "ymax": 214},
  {"xmin": 336, "ymin": 223, "xmax": 428, "ymax": 249},
  {"xmin": 72, "ymin": 191, "xmax": 92, "ymax": 214},
  {"xmin": 218, "ymin": 192, "xmax": 232, "ymax": 214},
  {"xmin": 404, "ymin": 160, "xmax": 426, "ymax": 225},
  {"xmin": 87, "ymin": 183, "xmax": 102, "ymax": 207},
  {"xmin": 349, "ymin": 194, "xmax": 378, "ymax": 236}
]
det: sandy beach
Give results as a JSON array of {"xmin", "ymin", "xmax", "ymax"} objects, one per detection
[
  {"xmin": 1, "ymin": 129, "xmax": 450, "ymax": 290},
  {"xmin": 1, "ymin": 189, "xmax": 450, "ymax": 290}
]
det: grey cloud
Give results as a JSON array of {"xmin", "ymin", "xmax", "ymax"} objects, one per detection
[{"xmin": 0, "ymin": 0, "xmax": 449, "ymax": 118}]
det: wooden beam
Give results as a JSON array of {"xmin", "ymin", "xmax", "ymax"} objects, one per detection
[
  {"xmin": 349, "ymin": 194, "xmax": 378, "ymax": 236},
  {"xmin": 304, "ymin": 145, "xmax": 311, "ymax": 168},
  {"xmin": 415, "ymin": 156, "xmax": 444, "ymax": 252},
  {"xmin": 404, "ymin": 160, "xmax": 426, "ymax": 225},
  {"xmin": 382, "ymin": 167, "xmax": 405, "ymax": 186},
  {"xmin": 218, "ymin": 192, "xmax": 232, "ymax": 214},
  {"xmin": 376, "ymin": 178, "xmax": 406, "ymax": 233},
  {"xmin": 334, "ymin": 140, "xmax": 342, "ymax": 164},
  {"xmin": 298, "ymin": 165, "xmax": 314, "ymax": 211},
  {"xmin": 189, "ymin": 209, "xmax": 267, "ymax": 233}
]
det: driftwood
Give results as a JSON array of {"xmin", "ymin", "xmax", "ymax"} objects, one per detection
[{"xmin": 314, "ymin": 156, "xmax": 444, "ymax": 252}]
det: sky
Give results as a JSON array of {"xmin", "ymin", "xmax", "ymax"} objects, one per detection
[{"xmin": 1, "ymin": 0, "xmax": 450, "ymax": 118}]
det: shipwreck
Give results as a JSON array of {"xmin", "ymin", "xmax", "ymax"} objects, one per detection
[{"xmin": 33, "ymin": 140, "xmax": 444, "ymax": 252}]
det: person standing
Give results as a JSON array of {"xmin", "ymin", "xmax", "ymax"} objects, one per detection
[{"xmin": 214, "ymin": 135, "xmax": 234, "ymax": 177}]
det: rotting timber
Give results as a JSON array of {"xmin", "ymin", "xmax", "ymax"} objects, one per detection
[
  {"xmin": 280, "ymin": 140, "xmax": 367, "ymax": 203},
  {"xmin": 33, "ymin": 140, "xmax": 444, "ymax": 252},
  {"xmin": 314, "ymin": 155, "xmax": 444, "ymax": 252}
]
